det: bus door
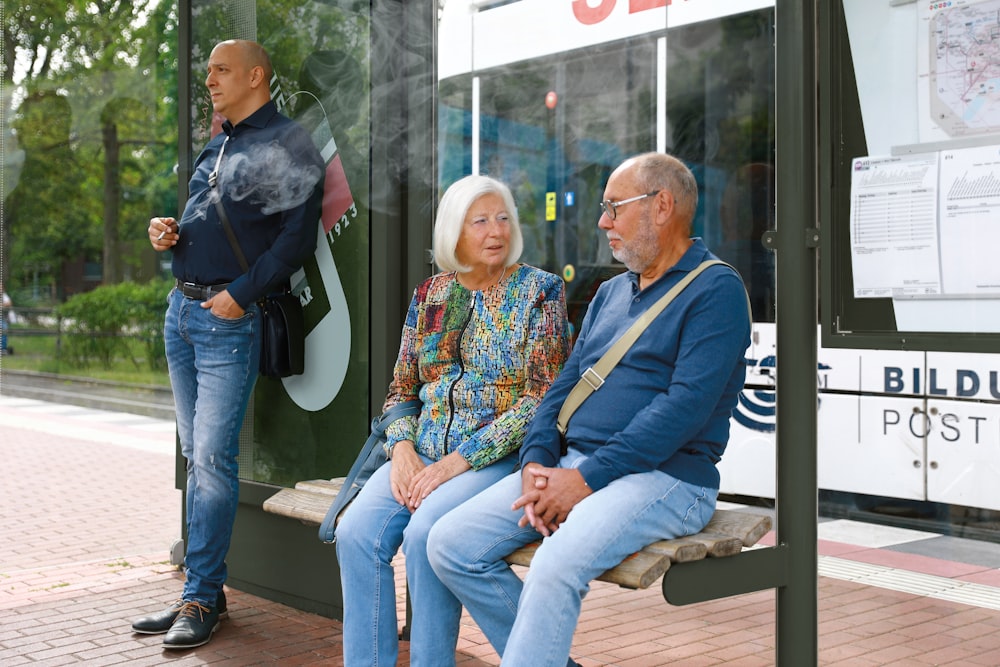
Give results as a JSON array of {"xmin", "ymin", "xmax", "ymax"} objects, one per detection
[{"xmin": 466, "ymin": 38, "xmax": 659, "ymax": 328}]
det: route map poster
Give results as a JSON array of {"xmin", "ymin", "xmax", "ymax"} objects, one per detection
[{"xmin": 919, "ymin": 0, "xmax": 1000, "ymax": 143}]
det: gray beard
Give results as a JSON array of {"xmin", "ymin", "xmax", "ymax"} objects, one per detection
[{"xmin": 611, "ymin": 210, "xmax": 660, "ymax": 273}]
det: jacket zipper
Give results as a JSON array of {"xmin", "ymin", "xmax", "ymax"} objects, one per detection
[{"xmin": 443, "ymin": 292, "xmax": 476, "ymax": 453}]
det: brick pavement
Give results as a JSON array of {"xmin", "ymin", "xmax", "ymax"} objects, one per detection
[{"xmin": 3, "ymin": 395, "xmax": 1000, "ymax": 665}]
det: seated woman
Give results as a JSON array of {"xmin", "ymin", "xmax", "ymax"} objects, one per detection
[{"xmin": 335, "ymin": 174, "xmax": 571, "ymax": 666}]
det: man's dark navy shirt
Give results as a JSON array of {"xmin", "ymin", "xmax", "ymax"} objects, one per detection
[{"xmin": 173, "ymin": 100, "xmax": 324, "ymax": 308}]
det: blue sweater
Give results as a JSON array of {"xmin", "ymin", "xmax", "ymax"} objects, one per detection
[{"xmin": 519, "ymin": 239, "xmax": 751, "ymax": 491}]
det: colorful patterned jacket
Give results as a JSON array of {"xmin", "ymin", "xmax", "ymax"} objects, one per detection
[{"xmin": 383, "ymin": 265, "xmax": 570, "ymax": 470}]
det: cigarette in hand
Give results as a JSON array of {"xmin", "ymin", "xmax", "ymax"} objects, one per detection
[{"xmin": 156, "ymin": 229, "xmax": 168, "ymax": 240}]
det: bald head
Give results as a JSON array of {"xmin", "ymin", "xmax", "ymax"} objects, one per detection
[
  {"xmin": 221, "ymin": 40, "xmax": 274, "ymax": 82},
  {"xmin": 206, "ymin": 40, "xmax": 273, "ymax": 125}
]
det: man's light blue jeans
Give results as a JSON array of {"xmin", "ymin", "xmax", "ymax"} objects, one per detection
[
  {"xmin": 428, "ymin": 448, "xmax": 717, "ymax": 667},
  {"xmin": 335, "ymin": 451, "xmax": 518, "ymax": 667},
  {"xmin": 164, "ymin": 289, "xmax": 260, "ymax": 607}
]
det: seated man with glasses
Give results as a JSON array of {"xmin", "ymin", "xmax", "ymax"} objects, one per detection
[{"xmin": 427, "ymin": 152, "xmax": 751, "ymax": 667}]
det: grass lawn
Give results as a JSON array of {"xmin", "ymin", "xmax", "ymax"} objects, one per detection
[{"xmin": 1, "ymin": 330, "xmax": 171, "ymax": 386}]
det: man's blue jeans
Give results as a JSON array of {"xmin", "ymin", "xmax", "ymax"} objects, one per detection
[
  {"xmin": 164, "ymin": 288, "xmax": 260, "ymax": 606},
  {"xmin": 335, "ymin": 452, "xmax": 518, "ymax": 667},
  {"xmin": 428, "ymin": 448, "xmax": 717, "ymax": 667}
]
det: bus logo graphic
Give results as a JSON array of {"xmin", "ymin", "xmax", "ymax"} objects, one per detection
[
  {"xmin": 734, "ymin": 356, "xmax": 831, "ymax": 433},
  {"xmin": 735, "ymin": 388, "xmax": 777, "ymax": 433}
]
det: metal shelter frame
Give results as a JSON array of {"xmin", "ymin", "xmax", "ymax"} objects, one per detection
[{"xmin": 660, "ymin": 1, "xmax": 821, "ymax": 663}]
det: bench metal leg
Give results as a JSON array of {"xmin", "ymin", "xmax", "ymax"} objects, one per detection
[{"xmin": 661, "ymin": 546, "xmax": 787, "ymax": 606}]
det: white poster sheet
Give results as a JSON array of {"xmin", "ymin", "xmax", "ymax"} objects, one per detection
[
  {"xmin": 849, "ymin": 154, "xmax": 940, "ymax": 298},
  {"xmin": 938, "ymin": 145, "xmax": 1000, "ymax": 295},
  {"xmin": 850, "ymin": 146, "xmax": 1000, "ymax": 299}
]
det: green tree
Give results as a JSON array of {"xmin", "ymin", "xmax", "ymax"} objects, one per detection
[
  {"xmin": 6, "ymin": 90, "xmax": 90, "ymax": 298},
  {"xmin": 3, "ymin": 0, "xmax": 178, "ymax": 299}
]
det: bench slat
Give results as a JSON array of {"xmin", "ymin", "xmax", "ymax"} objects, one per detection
[
  {"xmin": 261, "ymin": 478, "xmax": 774, "ymax": 590},
  {"xmin": 503, "ymin": 542, "xmax": 671, "ymax": 590},
  {"xmin": 295, "ymin": 478, "xmax": 344, "ymax": 496},
  {"xmin": 684, "ymin": 533, "xmax": 745, "ymax": 558},
  {"xmin": 702, "ymin": 510, "xmax": 773, "ymax": 547},
  {"xmin": 263, "ymin": 488, "xmax": 334, "ymax": 524},
  {"xmin": 643, "ymin": 538, "xmax": 708, "ymax": 563}
]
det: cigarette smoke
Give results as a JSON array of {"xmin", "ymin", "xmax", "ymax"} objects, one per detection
[
  {"xmin": 183, "ymin": 139, "xmax": 323, "ymax": 223},
  {"xmin": 221, "ymin": 140, "xmax": 323, "ymax": 215}
]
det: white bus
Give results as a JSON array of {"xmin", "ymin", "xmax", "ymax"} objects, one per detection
[{"xmin": 436, "ymin": 0, "xmax": 1000, "ymax": 539}]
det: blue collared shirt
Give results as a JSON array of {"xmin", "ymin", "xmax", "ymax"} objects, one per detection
[{"xmin": 172, "ymin": 101, "xmax": 324, "ymax": 308}]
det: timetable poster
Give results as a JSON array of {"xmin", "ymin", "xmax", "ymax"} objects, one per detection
[
  {"xmin": 849, "ymin": 147, "xmax": 1000, "ymax": 299},
  {"xmin": 849, "ymin": 154, "xmax": 940, "ymax": 297},
  {"xmin": 937, "ymin": 145, "xmax": 1000, "ymax": 295}
]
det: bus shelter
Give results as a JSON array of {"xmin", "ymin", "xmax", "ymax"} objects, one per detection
[{"xmin": 171, "ymin": 1, "xmax": 1000, "ymax": 664}]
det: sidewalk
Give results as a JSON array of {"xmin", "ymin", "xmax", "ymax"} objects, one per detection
[{"xmin": 2, "ymin": 395, "xmax": 1000, "ymax": 665}]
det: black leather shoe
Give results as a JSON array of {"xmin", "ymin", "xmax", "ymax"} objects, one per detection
[
  {"xmin": 132, "ymin": 599, "xmax": 185, "ymax": 635},
  {"xmin": 132, "ymin": 590, "xmax": 227, "ymax": 635},
  {"xmin": 162, "ymin": 600, "xmax": 223, "ymax": 649}
]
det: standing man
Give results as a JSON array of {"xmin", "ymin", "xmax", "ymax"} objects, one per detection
[
  {"xmin": 132, "ymin": 40, "xmax": 323, "ymax": 649},
  {"xmin": 428, "ymin": 152, "xmax": 751, "ymax": 667}
]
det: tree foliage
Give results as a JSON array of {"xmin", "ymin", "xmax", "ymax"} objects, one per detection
[{"xmin": 3, "ymin": 1, "xmax": 178, "ymax": 301}]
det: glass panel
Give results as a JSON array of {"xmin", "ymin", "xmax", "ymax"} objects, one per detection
[
  {"xmin": 437, "ymin": 1, "xmax": 776, "ymax": 330},
  {"xmin": 826, "ymin": 0, "xmax": 1000, "ymax": 541},
  {"xmin": 188, "ymin": 0, "xmax": 371, "ymax": 485},
  {"xmin": 5, "ymin": 3, "xmax": 178, "ymax": 301},
  {"xmin": 831, "ymin": 0, "xmax": 1000, "ymax": 339}
]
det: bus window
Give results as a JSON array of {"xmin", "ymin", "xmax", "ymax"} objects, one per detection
[{"xmin": 438, "ymin": 2, "xmax": 776, "ymax": 330}]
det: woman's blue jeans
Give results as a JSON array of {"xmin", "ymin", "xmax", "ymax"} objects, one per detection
[
  {"xmin": 164, "ymin": 288, "xmax": 260, "ymax": 606},
  {"xmin": 335, "ymin": 452, "xmax": 518, "ymax": 667},
  {"xmin": 428, "ymin": 448, "xmax": 717, "ymax": 667}
]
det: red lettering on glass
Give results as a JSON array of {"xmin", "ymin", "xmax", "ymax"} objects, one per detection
[
  {"xmin": 572, "ymin": 0, "xmax": 616, "ymax": 25},
  {"xmin": 573, "ymin": 0, "xmax": 674, "ymax": 25},
  {"xmin": 630, "ymin": 0, "xmax": 667, "ymax": 11}
]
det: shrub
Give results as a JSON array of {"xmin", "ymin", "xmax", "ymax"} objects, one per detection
[
  {"xmin": 129, "ymin": 279, "xmax": 172, "ymax": 371},
  {"xmin": 56, "ymin": 279, "xmax": 172, "ymax": 371}
]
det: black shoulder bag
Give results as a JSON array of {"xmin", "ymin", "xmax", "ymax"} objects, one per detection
[{"xmin": 211, "ymin": 136, "xmax": 305, "ymax": 378}]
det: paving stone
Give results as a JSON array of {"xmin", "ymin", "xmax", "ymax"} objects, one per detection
[{"xmin": 4, "ymin": 396, "xmax": 1000, "ymax": 665}]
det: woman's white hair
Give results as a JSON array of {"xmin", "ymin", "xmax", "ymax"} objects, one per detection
[{"xmin": 433, "ymin": 174, "xmax": 524, "ymax": 273}]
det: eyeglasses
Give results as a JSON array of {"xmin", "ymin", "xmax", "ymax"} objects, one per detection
[{"xmin": 599, "ymin": 190, "xmax": 660, "ymax": 220}]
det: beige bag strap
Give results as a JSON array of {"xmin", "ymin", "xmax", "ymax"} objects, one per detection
[{"xmin": 556, "ymin": 260, "xmax": 736, "ymax": 435}]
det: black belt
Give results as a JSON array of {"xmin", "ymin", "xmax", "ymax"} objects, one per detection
[{"xmin": 176, "ymin": 280, "xmax": 230, "ymax": 300}]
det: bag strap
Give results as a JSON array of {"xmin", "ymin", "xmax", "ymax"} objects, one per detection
[
  {"xmin": 217, "ymin": 200, "xmax": 249, "ymax": 273},
  {"xmin": 556, "ymin": 260, "xmax": 739, "ymax": 435},
  {"xmin": 318, "ymin": 399, "xmax": 422, "ymax": 543},
  {"xmin": 340, "ymin": 399, "xmax": 422, "ymax": 484},
  {"xmin": 209, "ymin": 136, "xmax": 251, "ymax": 273}
]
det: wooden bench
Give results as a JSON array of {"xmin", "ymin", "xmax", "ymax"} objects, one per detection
[{"xmin": 263, "ymin": 477, "xmax": 773, "ymax": 591}]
